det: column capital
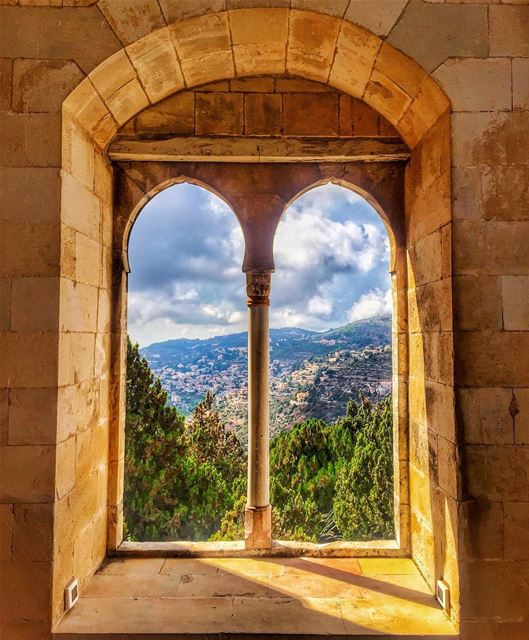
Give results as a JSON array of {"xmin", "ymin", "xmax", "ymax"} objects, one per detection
[{"xmin": 246, "ymin": 271, "xmax": 272, "ymax": 307}]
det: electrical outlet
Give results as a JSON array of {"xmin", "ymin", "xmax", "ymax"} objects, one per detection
[
  {"xmin": 64, "ymin": 578, "xmax": 79, "ymax": 612},
  {"xmin": 436, "ymin": 579, "xmax": 450, "ymax": 613}
]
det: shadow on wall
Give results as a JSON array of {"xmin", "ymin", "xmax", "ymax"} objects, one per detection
[{"xmin": 405, "ymin": 111, "xmax": 459, "ymax": 616}]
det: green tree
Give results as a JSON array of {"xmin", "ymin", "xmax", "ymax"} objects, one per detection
[
  {"xmin": 333, "ymin": 396, "xmax": 394, "ymax": 540},
  {"xmin": 124, "ymin": 339, "xmax": 246, "ymax": 541}
]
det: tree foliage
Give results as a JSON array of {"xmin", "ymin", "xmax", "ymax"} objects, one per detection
[{"xmin": 125, "ymin": 338, "xmax": 394, "ymax": 543}]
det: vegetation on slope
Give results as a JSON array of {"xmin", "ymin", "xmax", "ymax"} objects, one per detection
[{"xmin": 124, "ymin": 339, "xmax": 394, "ymax": 543}]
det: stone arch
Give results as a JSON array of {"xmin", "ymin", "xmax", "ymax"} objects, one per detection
[
  {"xmin": 57, "ymin": 6, "xmax": 455, "ymax": 628},
  {"xmin": 62, "ymin": 8, "xmax": 449, "ymax": 152}
]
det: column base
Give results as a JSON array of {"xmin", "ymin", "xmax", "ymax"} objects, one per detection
[{"xmin": 244, "ymin": 505, "xmax": 272, "ymax": 550}]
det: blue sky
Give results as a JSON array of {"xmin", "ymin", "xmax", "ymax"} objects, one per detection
[{"xmin": 128, "ymin": 183, "xmax": 391, "ymax": 346}]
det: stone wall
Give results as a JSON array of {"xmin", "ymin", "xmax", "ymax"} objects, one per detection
[
  {"xmin": 119, "ymin": 76, "xmax": 398, "ymax": 139},
  {"xmin": 0, "ymin": 2, "xmax": 528, "ymax": 639}
]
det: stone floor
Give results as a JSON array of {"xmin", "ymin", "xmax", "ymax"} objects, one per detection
[{"xmin": 53, "ymin": 557, "xmax": 457, "ymax": 639}]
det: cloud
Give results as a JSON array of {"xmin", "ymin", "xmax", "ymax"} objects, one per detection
[
  {"xmin": 127, "ymin": 182, "xmax": 391, "ymax": 345},
  {"xmin": 347, "ymin": 288, "xmax": 392, "ymax": 322}
]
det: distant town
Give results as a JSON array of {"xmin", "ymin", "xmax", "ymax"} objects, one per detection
[{"xmin": 140, "ymin": 315, "xmax": 392, "ymax": 444}]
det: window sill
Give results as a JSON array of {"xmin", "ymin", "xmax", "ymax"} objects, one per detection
[
  {"xmin": 112, "ymin": 539, "xmax": 403, "ymax": 558},
  {"xmin": 53, "ymin": 556, "xmax": 457, "ymax": 639}
]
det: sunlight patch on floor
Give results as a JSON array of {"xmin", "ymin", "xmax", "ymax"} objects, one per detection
[{"xmin": 54, "ymin": 557, "xmax": 457, "ymax": 638}]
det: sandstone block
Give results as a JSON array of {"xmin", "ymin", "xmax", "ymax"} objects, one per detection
[
  {"xmin": 0, "ymin": 278, "xmax": 9, "ymax": 332},
  {"xmin": 0, "ymin": 221, "xmax": 60, "ymax": 279},
  {"xmin": 456, "ymin": 331, "xmax": 529, "ymax": 387},
  {"xmin": 453, "ymin": 275, "xmax": 502, "ymax": 331},
  {"xmin": 94, "ymin": 333, "xmax": 111, "ymax": 379},
  {"xmin": 75, "ymin": 233, "xmax": 102, "ymax": 287},
  {"xmin": 505, "ymin": 502, "xmax": 529, "ymax": 561},
  {"xmin": 406, "ymin": 171, "xmax": 451, "ymax": 244},
  {"xmin": 275, "ymin": 78, "xmax": 331, "ymax": 93},
  {"xmin": 380, "ymin": 41, "xmax": 427, "ymax": 97},
  {"xmin": 227, "ymin": 0, "xmax": 289, "ymax": 7},
  {"xmin": 230, "ymin": 8, "xmax": 288, "ymax": 76},
  {"xmin": 288, "ymin": 10, "xmax": 341, "ymax": 83},
  {"xmin": 68, "ymin": 128, "xmax": 95, "ymax": 190},
  {"xmin": 98, "ymin": 0, "xmax": 165, "ymax": 46},
  {"xmin": 502, "ymin": 276, "xmax": 529, "ymax": 331},
  {"xmin": 490, "ymin": 5, "xmax": 529, "ymax": 57},
  {"xmin": 0, "ymin": 504, "xmax": 13, "ymax": 561},
  {"xmin": 457, "ymin": 387, "xmax": 514, "ymax": 446},
  {"xmin": 55, "ymin": 434, "xmax": 77, "ymax": 499},
  {"xmin": 60, "ymin": 279, "xmax": 98, "ymax": 333},
  {"xmin": 513, "ymin": 58, "xmax": 529, "ymax": 111},
  {"xmin": 159, "ymin": 0, "xmax": 225, "ymax": 23},
  {"xmin": 13, "ymin": 503, "xmax": 53, "ymax": 562},
  {"xmin": 133, "ymin": 92, "xmax": 195, "ymax": 136},
  {"xmin": 0, "ymin": 5, "xmax": 121, "ymax": 74},
  {"xmin": 452, "ymin": 111, "xmax": 529, "ymax": 168},
  {"xmin": 0, "ymin": 113, "xmax": 61, "ymax": 167},
  {"xmin": 433, "ymin": 58, "xmax": 511, "ymax": 112},
  {"xmin": 12, "ymin": 59, "xmax": 84, "ymax": 113},
  {"xmin": 0, "ymin": 560, "xmax": 53, "ymax": 624},
  {"xmin": 407, "ymin": 230, "xmax": 443, "ymax": 288},
  {"xmin": 57, "ymin": 380, "xmax": 98, "ymax": 444},
  {"xmin": 460, "ymin": 501, "xmax": 504, "ymax": 561},
  {"xmin": 61, "ymin": 174, "xmax": 101, "ymax": 240},
  {"xmin": 388, "ymin": 1, "xmax": 488, "ymax": 73},
  {"xmin": 283, "ymin": 93, "xmax": 339, "ymax": 137},
  {"xmin": 329, "ymin": 20, "xmax": 380, "ymax": 98},
  {"xmin": 106, "ymin": 78, "xmax": 149, "ymax": 127},
  {"xmin": 481, "ymin": 165, "xmax": 529, "ymax": 222},
  {"xmin": 8, "ymin": 388, "xmax": 58, "ymax": 446},
  {"xmin": 452, "ymin": 167, "xmax": 481, "ymax": 221},
  {"xmin": 66, "ymin": 332, "xmax": 96, "ymax": 386},
  {"xmin": 459, "ymin": 559, "xmax": 529, "ymax": 619},
  {"xmin": 364, "ymin": 70, "xmax": 412, "ymax": 125},
  {"xmin": 127, "ymin": 28, "xmax": 184, "ymax": 103},
  {"xmin": 351, "ymin": 100, "xmax": 379, "ymax": 136},
  {"xmin": 464, "ymin": 444, "xmax": 529, "ymax": 501},
  {"xmin": 0, "ymin": 57, "xmax": 11, "ymax": 111},
  {"xmin": 0, "ymin": 167, "xmax": 60, "ymax": 224},
  {"xmin": 75, "ymin": 426, "xmax": 96, "ymax": 485},
  {"xmin": 97, "ymin": 288, "xmax": 111, "ymax": 334},
  {"xmin": 408, "ymin": 279, "xmax": 452, "ymax": 334},
  {"xmin": 64, "ymin": 82, "xmax": 117, "ymax": 149},
  {"xmin": 398, "ymin": 77, "xmax": 450, "ymax": 150},
  {"xmin": 244, "ymin": 94, "xmax": 281, "ymax": 136},
  {"xmin": 0, "ymin": 445, "xmax": 55, "ymax": 502},
  {"xmin": 345, "ymin": 1, "xmax": 408, "ymax": 37},
  {"xmin": 171, "ymin": 12, "xmax": 231, "ymax": 60},
  {"xmin": 196, "ymin": 92, "xmax": 243, "ymax": 135},
  {"xmin": 1, "ymin": 331, "xmax": 58, "ymax": 389},
  {"xmin": 0, "ymin": 391, "xmax": 7, "ymax": 449},
  {"xmin": 230, "ymin": 78, "xmax": 275, "ymax": 93},
  {"xmin": 453, "ymin": 220, "xmax": 529, "ymax": 277},
  {"xmin": 11, "ymin": 276, "xmax": 60, "ymax": 332},
  {"xmin": 94, "ymin": 150, "xmax": 114, "ymax": 207},
  {"xmin": 89, "ymin": 49, "xmax": 137, "ymax": 102},
  {"xmin": 514, "ymin": 389, "xmax": 529, "ymax": 445}
]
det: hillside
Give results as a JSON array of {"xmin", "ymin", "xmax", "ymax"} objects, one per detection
[{"xmin": 140, "ymin": 315, "xmax": 392, "ymax": 442}]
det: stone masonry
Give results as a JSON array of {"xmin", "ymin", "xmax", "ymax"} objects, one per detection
[{"xmin": 0, "ymin": 2, "xmax": 528, "ymax": 640}]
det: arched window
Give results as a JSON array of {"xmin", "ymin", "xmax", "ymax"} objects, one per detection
[
  {"xmin": 269, "ymin": 183, "xmax": 394, "ymax": 542},
  {"xmin": 124, "ymin": 183, "xmax": 247, "ymax": 542}
]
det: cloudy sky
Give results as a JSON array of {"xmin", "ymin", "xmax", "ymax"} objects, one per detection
[{"xmin": 128, "ymin": 182, "xmax": 391, "ymax": 347}]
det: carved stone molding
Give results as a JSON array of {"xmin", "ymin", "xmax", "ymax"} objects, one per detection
[{"xmin": 246, "ymin": 271, "xmax": 272, "ymax": 306}]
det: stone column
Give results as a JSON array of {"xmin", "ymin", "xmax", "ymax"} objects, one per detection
[{"xmin": 244, "ymin": 270, "xmax": 273, "ymax": 549}]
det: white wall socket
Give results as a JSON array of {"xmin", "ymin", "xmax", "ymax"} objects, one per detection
[
  {"xmin": 436, "ymin": 578, "xmax": 450, "ymax": 613},
  {"xmin": 64, "ymin": 578, "xmax": 79, "ymax": 612}
]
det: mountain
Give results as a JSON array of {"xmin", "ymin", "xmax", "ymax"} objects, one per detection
[{"xmin": 140, "ymin": 315, "xmax": 392, "ymax": 443}]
